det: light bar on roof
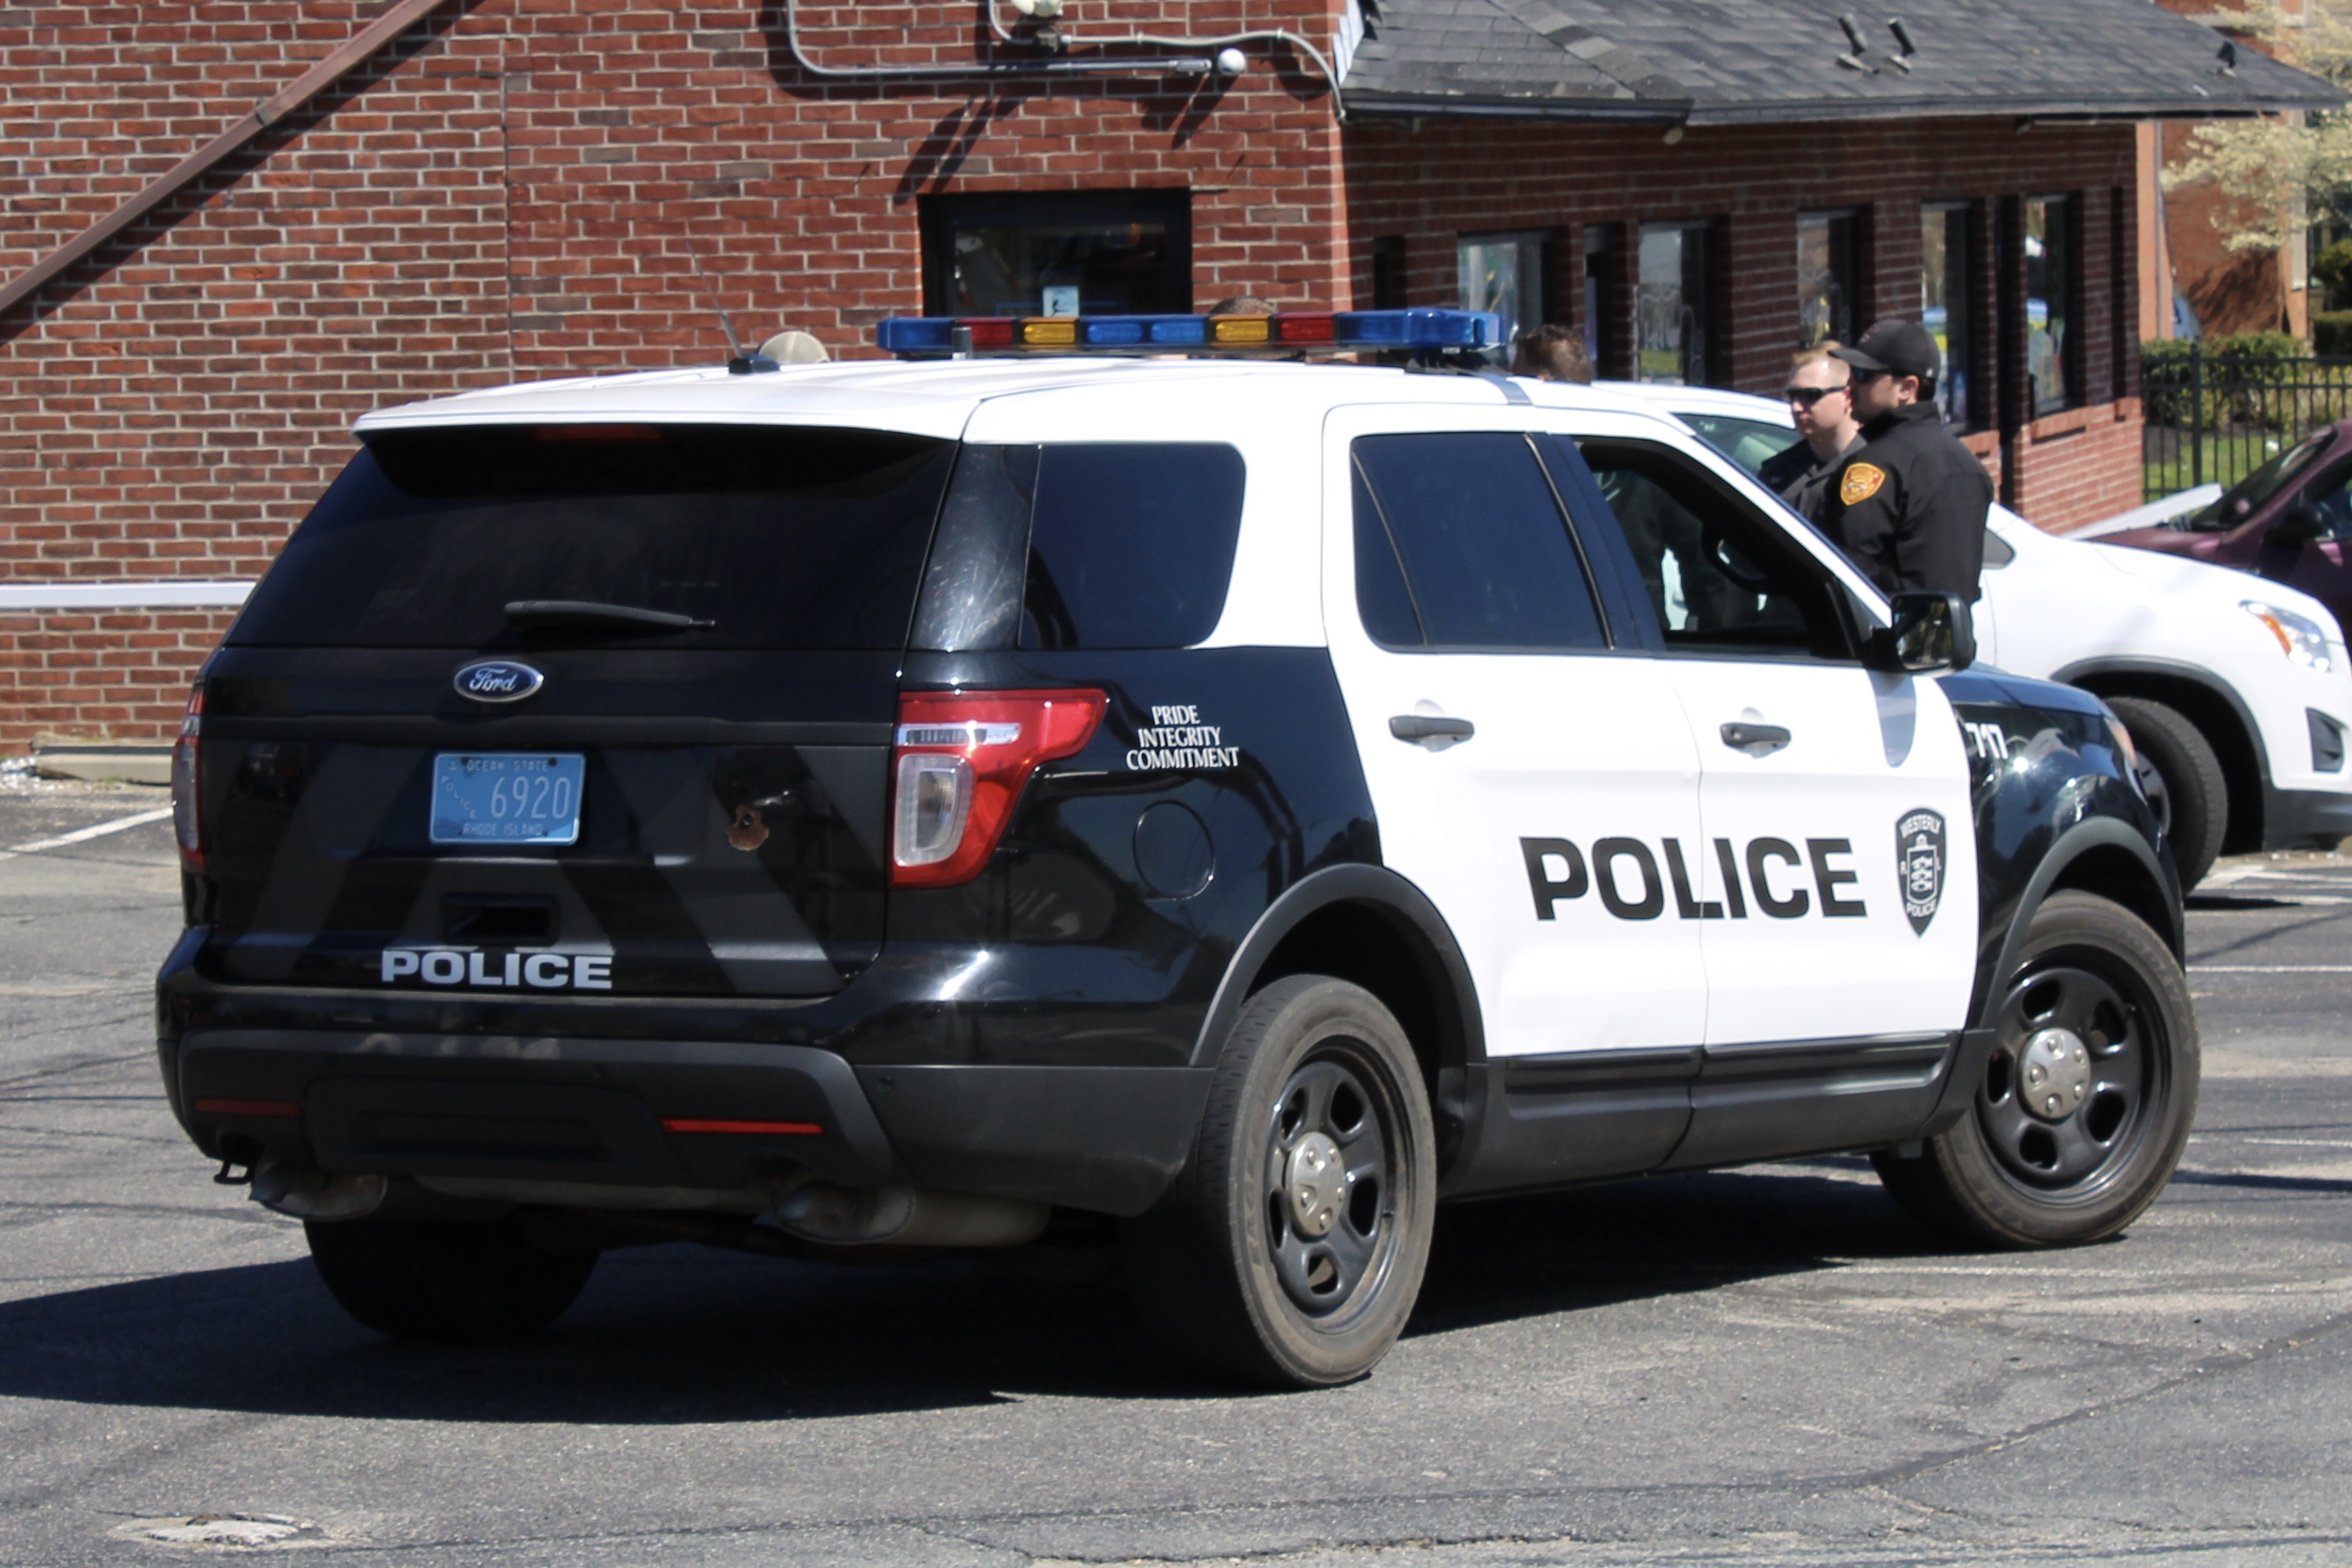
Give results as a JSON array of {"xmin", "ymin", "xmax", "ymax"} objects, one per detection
[{"xmin": 875, "ymin": 308, "xmax": 1504, "ymax": 360}]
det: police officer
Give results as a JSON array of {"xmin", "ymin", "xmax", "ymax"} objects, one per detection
[
  {"xmin": 1823, "ymin": 318, "xmax": 1992, "ymax": 600},
  {"xmin": 1760, "ymin": 343, "xmax": 1864, "ymax": 522}
]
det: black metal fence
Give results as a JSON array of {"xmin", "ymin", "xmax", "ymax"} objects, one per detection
[{"xmin": 2141, "ymin": 347, "xmax": 2352, "ymax": 501}]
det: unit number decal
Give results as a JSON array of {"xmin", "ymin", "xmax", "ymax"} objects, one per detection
[{"xmin": 1127, "ymin": 704, "xmax": 1242, "ymax": 772}]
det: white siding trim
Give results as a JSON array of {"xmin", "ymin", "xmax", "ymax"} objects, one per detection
[{"xmin": 0, "ymin": 581, "xmax": 254, "ymax": 610}]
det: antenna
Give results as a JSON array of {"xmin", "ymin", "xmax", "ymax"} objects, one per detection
[{"xmin": 684, "ymin": 240, "xmax": 779, "ymax": 375}]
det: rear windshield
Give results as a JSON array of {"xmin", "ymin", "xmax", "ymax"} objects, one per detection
[{"xmin": 229, "ymin": 425, "xmax": 955, "ymax": 650}]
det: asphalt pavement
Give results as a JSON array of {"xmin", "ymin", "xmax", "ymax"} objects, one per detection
[{"xmin": 2, "ymin": 777, "xmax": 2349, "ymax": 1567}]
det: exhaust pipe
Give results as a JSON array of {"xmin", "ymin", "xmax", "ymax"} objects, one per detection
[
  {"xmin": 772, "ymin": 1182, "xmax": 1047, "ymax": 1247},
  {"xmin": 250, "ymin": 1160, "xmax": 387, "ymax": 1222}
]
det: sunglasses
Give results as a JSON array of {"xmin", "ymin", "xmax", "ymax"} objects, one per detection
[{"xmin": 1782, "ymin": 386, "xmax": 1848, "ymax": 407}]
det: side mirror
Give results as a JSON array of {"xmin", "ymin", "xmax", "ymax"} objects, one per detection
[
  {"xmin": 2267, "ymin": 504, "xmax": 2327, "ymax": 548},
  {"xmin": 1868, "ymin": 591, "xmax": 1975, "ymax": 675}
]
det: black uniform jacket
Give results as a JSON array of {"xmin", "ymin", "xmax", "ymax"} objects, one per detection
[
  {"xmin": 1822, "ymin": 401, "xmax": 1992, "ymax": 600},
  {"xmin": 1760, "ymin": 432, "xmax": 1866, "ymax": 524}
]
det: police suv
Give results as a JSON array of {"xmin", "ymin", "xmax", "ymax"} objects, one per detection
[{"xmin": 160, "ymin": 309, "xmax": 2197, "ymax": 1387}]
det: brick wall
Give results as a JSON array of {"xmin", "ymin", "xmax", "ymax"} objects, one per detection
[
  {"xmin": 1342, "ymin": 114, "xmax": 2142, "ymax": 533},
  {"xmin": 0, "ymin": 607, "xmax": 239, "ymax": 740},
  {"xmin": 0, "ymin": 0, "xmax": 1345, "ymax": 747}
]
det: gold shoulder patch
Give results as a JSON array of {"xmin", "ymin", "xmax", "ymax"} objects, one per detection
[{"xmin": 1839, "ymin": 462, "xmax": 1888, "ymax": 506}]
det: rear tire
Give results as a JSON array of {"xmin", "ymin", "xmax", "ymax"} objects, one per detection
[
  {"xmin": 1873, "ymin": 891, "xmax": 2198, "ymax": 1247},
  {"xmin": 2107, "ymin": 696, "xmax": 2226, "ymax": 890},
  {"xmin": 1122, "ymin": 976, "xmax": 1437, "ymax": 1388},
  {"xmin": 306, "ymin": 1216, "xmax": 598, "ymax": 1343}
]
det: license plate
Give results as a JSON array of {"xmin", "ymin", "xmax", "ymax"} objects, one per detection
[{"xmin": 430, "ymin": 753, "xmax": 585, "ymax": 846}]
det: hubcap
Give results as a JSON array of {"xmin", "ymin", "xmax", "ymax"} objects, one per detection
[
  {"xmin": 1262, "ymin": 1052, "xmax": 1395, "ymax": 1315},
  {"xmin": 2019, "ymin": 1027, "xmax": 2093, "ymax": 1120},
  {"xmin": 1977, "ymin": 960, "xmax": 2161, "ymax": 1191},
  {"xmin": 1286, "ymin": 1131, "xmax": 1347, "ymax": 1238}
]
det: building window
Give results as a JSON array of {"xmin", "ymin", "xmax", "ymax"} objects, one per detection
[
  {"xmin": 918, "ymin": 190, "xmax": 1192, "ymax": 318},
  {"xmin": 1459, "ymin": 233, "xmax": 1548, "ymax": 360},
  {"xmin": 1583, "ymin": 224, "xmax": 1616, "ymax": 372},
  {"xmin": 1921, "ymin": 203, "xmax": 1974, "ymax": 429},
  {"xmin": 2025, "ymin": 194, "xmax": 2075, "ymax": 415},
  {"xmin": 1371, "ymin": 236, "xmax": 1407, "ymax": 309},
  {"xmin": 1638, "ymin": 220, "xmax": 1711, "ymax": 384},
  {"xmin": 1797, "ymin": 211, "xmax": 1859, "ymax": 348},
  {"xmin": 2110, "ymin": 188, "xmax": 2130, "ymax": 403}
]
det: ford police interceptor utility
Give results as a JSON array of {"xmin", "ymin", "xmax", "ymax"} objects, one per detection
[{"xmin": 160, "ymin": 309, "xmax": 2198, "ymax": 1387}]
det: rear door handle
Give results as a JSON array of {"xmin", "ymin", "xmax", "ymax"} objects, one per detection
[
  {"xmin": 1720, "ymin": 722, "xmax": 1791, "ymax": 750},
  {"xmin": 1390, "ymin": 714, "xmax": 1476, "ymax": 744}
]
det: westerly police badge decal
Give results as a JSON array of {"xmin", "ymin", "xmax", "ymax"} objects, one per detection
[{"xmin": 1896, "ymin": 808, "xmax": 1946, "ymax": 935}]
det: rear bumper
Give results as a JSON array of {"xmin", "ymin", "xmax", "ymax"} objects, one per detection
[{"xmin": 175, "ymin": 1028, "xmax": 1210, "ymax": 1217}]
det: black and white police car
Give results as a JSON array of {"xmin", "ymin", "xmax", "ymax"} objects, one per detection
[{"xmin": 160, "ymin": 309, "xmax": 2197, "ymax": 1387}]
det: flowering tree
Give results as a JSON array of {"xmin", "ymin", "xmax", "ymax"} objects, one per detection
[{"xmin": 2166, "ymin": 1, "xmax": 2352, "ymax": 253}]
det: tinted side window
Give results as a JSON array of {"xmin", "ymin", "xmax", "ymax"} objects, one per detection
[
  {"xmin": 1019, "ymin": 444, "xmax": 1245, "ymax": 649},
  {"xmin": 1352, "ymin": 433, "xmax": 1606, "ymax": 651},
  {"xmin": 2297, "ymin": 463, "xmax": 2352, "ymax": 540},
  {"xmin": 1574, "ymin": 439, "xmax": 1854, "ymax": 661}
]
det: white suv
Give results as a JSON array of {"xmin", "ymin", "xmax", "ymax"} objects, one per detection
[{"xmin": 1625, "ymin": 382, "xmax": 2352, "ymax": 887}]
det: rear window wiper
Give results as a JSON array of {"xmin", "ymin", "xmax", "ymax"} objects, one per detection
[{"xmin": 505, "ymin": 600, "xmax": 714, "ymax": 634}]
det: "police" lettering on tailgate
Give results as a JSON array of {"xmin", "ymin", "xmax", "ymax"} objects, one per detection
[
  {"xmin": 378, "ymin": 949, "xmax": 613, "ymax": 990},
  {"xmin": 1519, "ymin": 836, "xmax": 1867, "ymax": 922}
]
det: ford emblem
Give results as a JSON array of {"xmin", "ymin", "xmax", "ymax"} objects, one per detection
[{"xmin": 454, "ymin": 660, "xmax": 544, "ymax": 704}]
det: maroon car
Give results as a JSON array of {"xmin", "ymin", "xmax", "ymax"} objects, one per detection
[{"xmin": 2103, "ymin": 422, "xmax": 2352, "ymax": 628}]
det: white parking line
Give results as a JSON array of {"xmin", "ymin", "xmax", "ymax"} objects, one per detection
[
  {"xmin": 2195, "ymin": 895, "xmax": 2352, "ymax": 907},
  {"xmin": 0, "ymin": 807, "xmax": 174, "ymax": 863}
]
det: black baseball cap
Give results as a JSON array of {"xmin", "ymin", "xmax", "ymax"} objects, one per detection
[{"xmin": 1831, "ymin": 319, "xmax": 1941, "ymax": 383}]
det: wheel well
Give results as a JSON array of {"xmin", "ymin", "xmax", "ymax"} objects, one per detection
[
  {"xmin": 2044, "ymin": 843, "xmax": 2181, "ymax": 958},
  {"xmin": 1248, "ymin": 898, "xmax": 1461, "ymax": 1117},
  {"xmin": 2070, "ymin": 671, "xmax": 2263, "ymax": 855}
]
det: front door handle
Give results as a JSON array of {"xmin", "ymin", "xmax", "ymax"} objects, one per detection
[
  {"xmin": 1390, "ymin": 714, "xmax": 1476, "ymax": 744},
  {"xmin": 1720, "ymin": 721, "xmax": 1792, "ymax": 751}
]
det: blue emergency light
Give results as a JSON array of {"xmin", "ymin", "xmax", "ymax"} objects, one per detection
[{"xmin": 875, "ymin": 308, "xmax": 1505, "ymax": 363}]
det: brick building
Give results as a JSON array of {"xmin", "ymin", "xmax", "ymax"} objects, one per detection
[{"xmin": 0, "ymin": 0, "xmax": 2331, "ymax": 753}]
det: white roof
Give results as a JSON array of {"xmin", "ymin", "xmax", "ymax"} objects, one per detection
[{"xmin": 352, "ymin": 357, "xmax": 1697, "ymax": 442}]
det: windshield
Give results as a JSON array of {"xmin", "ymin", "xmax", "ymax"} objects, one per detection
[
  {"xmin": 2178, "ymin": 428, "xmax": 2336, "ymax": 533},
  {"xmin": 1678, "ymin": 414, "xmax": 1802, "ymax": 479},
  {"xmin": 231, "ymin": 425, "xmax": 955, "ymax": 650}
]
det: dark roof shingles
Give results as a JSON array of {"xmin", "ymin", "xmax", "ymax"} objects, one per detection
[{"xmin": 1341, "ymin": 0, "xmax": 2343, "ymax": 120}]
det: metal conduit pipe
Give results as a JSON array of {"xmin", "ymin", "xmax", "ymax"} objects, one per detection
[
  {"xmin": 780, "ymin": 0, "xmax": 1216, "ymax": 82},
  {"xmin": 980, "ymin": 2, "xmax": 1346, "ymax": 117}
]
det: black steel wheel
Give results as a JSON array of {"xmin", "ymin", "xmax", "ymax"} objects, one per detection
[
  {"xmin": 1123, "ymin": 976, "xmax": 1436, "ymax": 1387},
  {"xmin": 307, "ymin": 1216, "xmax": 598, "ymax": 1343},
  {"xmin": 1874, "ymin": 891, "xmax": 2198, "ymax": 1247}
]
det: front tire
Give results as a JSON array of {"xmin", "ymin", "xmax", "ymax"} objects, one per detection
[
  {"xmin": 306, "ymin": 1216, "xmax": 598, "ymax": 1343},
  {"xmin": 2107, "ymin": 696, "xmax": 2226, "ymax": 890},
  {"xmin": 1873, "ymin": 891, "xmax": 2198, "ymax": 1247},
  {"xmin": 1123, "ymin": 976, "xmax": 1437, "ymax": 1388}
]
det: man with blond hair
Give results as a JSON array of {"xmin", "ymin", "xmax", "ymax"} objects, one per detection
[{"xmin": 1760, "ymin": 342, "xmax": 1864, "ymax": 523}]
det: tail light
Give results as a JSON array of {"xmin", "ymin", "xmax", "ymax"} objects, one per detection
[
  {"xmin": 891, "ymin": 688, "xmax": 1106, "ymax": 888},
  {"xmin": 170, "ymin": 683, "xmax": 204, "ymax": 870}
]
